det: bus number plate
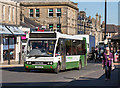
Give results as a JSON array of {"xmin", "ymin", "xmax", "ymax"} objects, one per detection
[
  {"xmin": 35, "ymin": 66, "xmax": 43, "ymax": 68},
  {"xmin": 35, "ymin": 62, "xmax": 43, "ymax": 64}
]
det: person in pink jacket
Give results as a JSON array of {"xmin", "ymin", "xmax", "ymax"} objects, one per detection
[{"xmin": 102, "ymin": 47, "xmax": 113, "ymax": 80}]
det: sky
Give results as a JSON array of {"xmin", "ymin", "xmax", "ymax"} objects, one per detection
[{"xmin": 71, "ymin": 0, "xmax": 119, "ymax": 25}]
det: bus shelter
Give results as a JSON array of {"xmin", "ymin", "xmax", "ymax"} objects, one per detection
[{"xmin": 0, "ymin": 25, "xmax": 25, "ymax": 64}]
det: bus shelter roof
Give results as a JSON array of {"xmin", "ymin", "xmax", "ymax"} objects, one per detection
[
  {"xmin": 0, "ymin": 25, "xmax": 12, "ymax": 35},
  {"xmin": 6, "ymin": 26, "xmax": 25, "ymax": 36}
]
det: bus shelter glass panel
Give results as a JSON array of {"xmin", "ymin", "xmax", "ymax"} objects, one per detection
[
  {"xmin": 27, "ymin": 40, "xmax": 56, "ymax": 57},
  {"xmin": 3, "ymin": 37, "xmax": 15, "ymax": 60},
  {"xmin": 9, "ymin": 38, "xmax": 15, "ymax": 60},
  {"xmin": 3, "ymin": 38, "xmax": 8, "ymax": 61}
]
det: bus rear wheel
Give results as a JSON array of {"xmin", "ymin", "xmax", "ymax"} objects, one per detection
[
  {"xmin": 54, "ymin": 63, "xmax": 60, "ymax": 74},
  {"xmin": 77, "ymin": 60, "xmax": 82, "ymax": 70}
]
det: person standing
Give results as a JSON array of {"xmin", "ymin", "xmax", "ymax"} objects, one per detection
[
  {"xmin": 102, "ymin": 47, "xmax": 113, "ymax": 80},
  {"xmin": 111, "ymin": 47, "xmax": 115, "ymax": 70},
  {"xmin": 95, "ymin": 46, "xmax": 98, "ymax": 62}
]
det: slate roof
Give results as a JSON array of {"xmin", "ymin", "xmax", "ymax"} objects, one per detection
[
  {"xmin": 111, "ymin": 33, "xmax": 120, "ymax": 40},
  {"xmin": 20, "ymin": 17, "xmax": 42, "ymax": 28},
  {"xmin": 102, "ymin": 24, "xmax": 119, "ymax": 33}
]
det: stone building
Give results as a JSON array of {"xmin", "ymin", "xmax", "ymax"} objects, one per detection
[
  {"xmin": 78, "ymin": 11, "xmax": 102, "ymax": 46},
  {"xmin": 102, "ymin": 23, "xmax": 119, "ymax": 40},
  {"xmin": 0, "ymin": 0, "xmax": 24, "ymax": 64},
  {"xmin": 19, "ymin": 0, "xmax": 78, "ymax": 35},
  {"xmin": 101, "ymin": 23, "xmax": 120, "ymax": 53}
]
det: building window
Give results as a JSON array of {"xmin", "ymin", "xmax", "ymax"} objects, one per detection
[
  {"xmin": 48, "ymin": 8, "xmax": 53, "ymax": 17},
  {"xmin": 12, "ymin": 7, "xmax": 14, "ymax": 22},
  {"xmin": 29, "ymin": 9, "xmax": 33, "ymax": 17},
  {"xmin": 35, "ymin": 9, "xmax": 40, "ymax": 18},
  {"xmin": 8, "ymin": 6, "xmax": 11, "ymax": 21},
  {"xmin": 2, "ymin": 5, "xmax": 5, "ymax": 21},
  {"xmin": 49, "ymin": 24, "xmax": 53, "ymax": 30},
  {"xmin": 56, "ymin": 8, "xmax": 61, "ymax": 17},
  {"xmin": 57, "ymin": 24, "xmax": 61, "ymax": 29}
]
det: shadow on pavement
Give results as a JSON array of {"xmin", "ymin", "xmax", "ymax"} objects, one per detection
[
  {"xmin": 65, "ymin": 65, "xmax": 120, "ymax": 87},
  {"xmin": 1, "ymin": 60, "xmax": 101, "ymax": 73},
  {"xmin": 1, "ymin": 67, "xmax": 25, "ymax": 72},
  {"xmin": 87, "ymin": 60, "xmax": 102, "ymax": 64},
  {"xmin": 1, "ymin": 66, "xmax": 80, "ymax": 74},
  {"xmin": 1, "ymin": 65, "xmax": 120, "ymax": 88}
]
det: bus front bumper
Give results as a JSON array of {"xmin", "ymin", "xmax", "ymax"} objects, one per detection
[{"xmin": 24, "ymin": 63, "xmax": 57, "ymax": 70}]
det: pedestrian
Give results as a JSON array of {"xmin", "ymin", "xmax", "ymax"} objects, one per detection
[
  {"xmin": 99, "ymin": 48, "xmax": 101, "ymax": 61},
  {"xmin": 95, "ymin": 46, "xmax": 98, "ymax": 62},
  {"xmin": 92, "ymin": 48, "xmax": 95, "ymax": 60},
  {"xmin": 111, "ymin": 47, "xmax": 115, "ymax": 70},
  {"xmin": 102, "ymin": 47, "xmax": 113, "ymax": 80},
  {"xmin": 114, "ymin": 51, "xmax": 119, "ymax": 62}
]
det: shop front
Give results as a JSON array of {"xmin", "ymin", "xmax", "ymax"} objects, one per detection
[
  {"xmin": 3, "ymin": 37, "xmax": 15, "ymax": 61},
  {"xmin": 0, "ymin": 25, "xmax": 12, "ymax": 63},
  {"xmin": 0, "ymin": 25, "xmax": 25, "ymax": 64}
]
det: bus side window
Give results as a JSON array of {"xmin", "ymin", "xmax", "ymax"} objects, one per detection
[
  {"xmin": 66, "ymin": 39, "xmax": 72, "ymax": 56},
  {"xmin": 72, "ymin": 40, "xmax": 78, "ymax": 55},
  {"xmin": 77, "ymin": 40, "xmax": 86, "ymax": 55}
]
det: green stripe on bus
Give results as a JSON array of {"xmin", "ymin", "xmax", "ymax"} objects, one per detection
[
  {"xmin": 66, "ymin": 61, "xmax": 79, "ymax": 69},
  {"xmin": 24, "ymin": 63, "xmax": 58, "ymax": 69}
]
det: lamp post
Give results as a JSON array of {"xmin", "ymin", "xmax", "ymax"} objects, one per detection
[
  {"xmin": 58, "ymin": 16, "xmax": 61, "ymax": 32},
  {"xmin": 108, "ymin": 38, "xmax": 111, "ymax": 51},
  {"xmin": 104, "ymin": 0, "xmax": 107, "ymax": 40},
  {"xmin": 104, "ymin": 0, "xmax": 107, "ymax": 53},
  {"xmin": 58, "ymin": 12, "xmax": 66, "ymax": 33}
]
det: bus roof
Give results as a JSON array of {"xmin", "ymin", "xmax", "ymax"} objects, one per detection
[{"xmin": 30, "ymin": 31, "xmax": 84, "ymax": 40}]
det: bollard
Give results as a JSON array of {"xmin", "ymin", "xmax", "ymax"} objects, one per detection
[
  {"xmin": 8, "ymin": 52, "xmax": 10, "ymax": 65},
  {"xmin": 19, "ymin": 52, "xmax": 21, "ymax": 64}
]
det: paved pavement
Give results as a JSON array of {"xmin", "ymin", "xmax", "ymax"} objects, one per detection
[
  {"xmin": 0, "ymin": 61, "xmax": 120, "ymax": 88},
  {"xmin": 0, "ymin": 60, "xmax": 24, "ymax": 68}
]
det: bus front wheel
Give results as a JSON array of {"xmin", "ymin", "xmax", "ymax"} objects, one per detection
[{"xmin": 54, "ymin": 63, "xmax": 60, "ymax": 74}]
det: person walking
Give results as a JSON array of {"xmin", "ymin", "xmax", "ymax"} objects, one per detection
[
  {"xmin": 95, "ymin": 46, "xmax": 98, "ymax": 62},
  {"xmin": 102, "ymin": 47, "xmax": 113, "ymax": 80},
  {"xmin": 111, "ymin": 47, "xmax": 115, "ymax": 70}
]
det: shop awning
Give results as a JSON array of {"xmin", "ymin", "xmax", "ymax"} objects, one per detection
[
  {"xmin": 6, "ymin": 26, "xmax": 25, "ymax": 36},
  {"xmin": 0, "ymin": 25, "xmax": 12, "ymax": 35}
]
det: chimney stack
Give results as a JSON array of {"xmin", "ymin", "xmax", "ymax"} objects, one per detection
[
  {"xmin": 99, "ymin": 15, "xmax": 101, "ymax": 26},
  {"xmin": 88, "ymin": 16, "xmax": 91, "ymax": 20},
  {"xmin": 96, "ymin": 13, "xmax": 98, "ymax": 25}
]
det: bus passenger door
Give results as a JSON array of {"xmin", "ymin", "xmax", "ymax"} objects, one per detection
[{"xmin": 60, "ymin": 39, "xmax": 66, "ymax": 70}]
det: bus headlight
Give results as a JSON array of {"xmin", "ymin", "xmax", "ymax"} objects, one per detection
[
  {"xmin": 26, "ymin": 62, "xmax": 31, "ymax": 65},
  {"xmin": 47, "ymin": 62, "xmax": 50, "ymax": 65},
  {"xmin": 26, "ymin": 62, "xmax": 29, "ymax": 64},
  {"xmin": 29, "ymin": 62, "xmax": 31, "ymax": 64},
  {"xmin": 47, "ymin": 62, "xmax": 53, "ymax": 65},
  {"xmin": 50, "ymin": 62, "xmax": 53, "ymax": 65}
]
